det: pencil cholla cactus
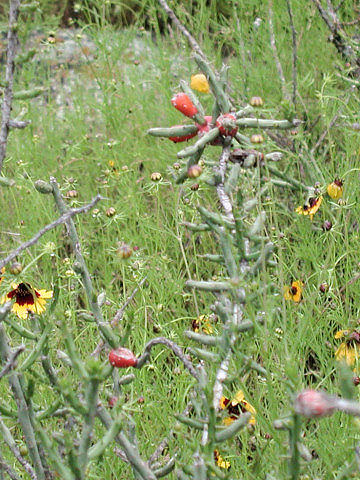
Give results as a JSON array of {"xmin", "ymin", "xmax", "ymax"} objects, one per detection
[{"xmin": 148, "ymin": 54, "xmax": 306, "ymax": 477}]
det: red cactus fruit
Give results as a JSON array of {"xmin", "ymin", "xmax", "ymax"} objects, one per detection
[
  {"xmin": 169, "ymin": 127, "xmax": 198, "ymax": 143},
  {"xmin": 294, "ymin": 389, "xmax": 335, "ymax": 418},
  {"xmin": 216, "ymin": 114, "xmax": 238, "ymax": 137},
  {"xmin": 196, "ymin": 115, "xmax": 213, "ymax": 135},
  {"xmin": 195, "ymin": 116, "xmax": 222, "ymax": 146},
  {"xmin": 171, "ymin": 93, "xmax": 198, "ymax": 118},
  {"xmin": 109, "ymin": 347, "xmax": 137, "ymax": 368}
]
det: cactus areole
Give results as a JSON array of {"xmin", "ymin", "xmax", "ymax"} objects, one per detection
[
  {"xmin": 216, "ymin": 114, "xmax": 238, "ymax": 137},
  {"xmin": 171, "ymin": 93, "xmax": 198, "ymax": 118},
  {"xmin": 109, "ymin": 347, "xmax": 138, "ymax": 368}
]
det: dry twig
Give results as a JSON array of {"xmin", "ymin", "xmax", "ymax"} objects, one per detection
[
  {"xmin": 0, "ymin": 0, "xmax": 21, "ymax": 173},
  {"xmin": 0, "ymin": 195, "xmax": 102, "ymax": 271}
]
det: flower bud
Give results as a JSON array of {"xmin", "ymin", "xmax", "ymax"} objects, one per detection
[
  {"xmin": 151, "ymin": 172, "xmax": 162, "ymax": 182},
  {"xmin": 294, "ymin": 389, "xmax": 335, "ymax": 418},
  {"xmin": 117, "ymin": 242, "xmax": 133, "ymax": 260},
  {"xmin": 250, "ymin": 96, "xmax": 264, "ymax": 107},
  {"xmin": 250, "ymin": 134, "xmax": 264, "ymax": 144},
  {"xmin": 187, "ymin": 164, "xmax": 202, "ymax": 178},
  {"xmin": 9, "ymin": 262, "xmax": 22, "ymax": 275},
  {"xmin": 322, "ymin": 220, "xmax": 333, "ymax": 231},
  {"xmin": 66, "ymin": 190, "xmax": 78, "ymax": 198},
  {"xmin": 327, "ymin": 179, "xmax": 343, "ymax": 200},
  {"xmin": 319, "ymin": 282, "xmax": 329, "ymax": 293},
  {"xmin": 109, "ymin": 347, "xmax": 137, "ymax": 368},
  {"xmin": 106, "ymin": 207, "xmax": 116, "ymax": 217}
]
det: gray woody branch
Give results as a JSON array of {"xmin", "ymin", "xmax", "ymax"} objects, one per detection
[
  {"xmin": 0, "ymin": 0, "xmax": 21, "ymax": 173},
  {"xmin": 0, "ymin": 192, "xmax": 102, "ymax": 271}
]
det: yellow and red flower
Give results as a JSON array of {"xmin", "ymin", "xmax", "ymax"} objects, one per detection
[
  {"xmin": 1, "ymin": 282, "xmax": 53, "ymax": 320},
  {"xmin": 0, "ymin": 267, "xmax": 5, "ymax": 285},
  {"xmin": 284, "ymin": 280, "xmax": 303, "ymax": 303},
  {"xmin": 334, "ymin": 329, "xmax": 360, "ymax": 368},
  {"xmin": 214, "ymin": 449, "xmax": 230, "ymax": 470},
  {"xmin": 295, "ymin": 196, "xmax": 322, "ymax": 220},
  {"xmin": 220, "ymin": 390, "xmax": 256, "ymax": 426},
  {"xmin": 327, "ymin": 179, "xmax": 343, "ymax": 200},
  {"xmin": 192, "ymin": 314, "xmax": 214, "ymax": 335}
]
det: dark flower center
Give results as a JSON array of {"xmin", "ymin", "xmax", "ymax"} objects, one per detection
[
  {"xmin": 291, "ymin": 286, "xmax": 298, "ymax": 295},
  {"xmin": 222, "ymin": 397, "xmax": 246, "ymax": 417},
  {"xmin": 8, "ymin": 283, "xmax": 40, "ymax": 306}
]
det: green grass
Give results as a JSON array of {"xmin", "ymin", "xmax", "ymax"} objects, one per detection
[{"xmin": 1, "ymin": 1, "xmax": 360, "ymax": 478}]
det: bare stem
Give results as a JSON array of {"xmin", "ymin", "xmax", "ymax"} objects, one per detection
[
  {"xmin": 136, "ymin": 337, "xmax": 199, "ymax": 380},
  {"xmin": 286, "ymin": 0, "xmax": 298, "ymax": 105},
  {"xmin": 0, "ymin": 0, "xmax": 21, "ymax": 174},
  {"xmin": 268, "ymin": 0, "xmax": 290, "ymax": 100},
  {"xmin": 0, "ymin": 344, "xmax": 24, "ymax": 379},
  {"xmin": 0, "ymin": 194, "xmax": 102, "ymax": 271},
  {"xmin": 50, "ymin": 177, "xmax": 118, "ymax": 347},
  {"xmin": 0, "ymin": 324, "xmax": 45, "ymax": 479},
  {"xmin": 157, "ymin": 0, "xmax": 207, "ymax": 60}
]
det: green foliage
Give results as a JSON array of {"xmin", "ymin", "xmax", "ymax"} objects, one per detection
[{"xmin": 0, "ymin": 0, "xmax": 360, "ymax": 479}]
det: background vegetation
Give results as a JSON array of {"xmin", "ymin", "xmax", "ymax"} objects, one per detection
[{"xmin": 0, "ymin": 0, "xmax": 360, "ymax": 478}]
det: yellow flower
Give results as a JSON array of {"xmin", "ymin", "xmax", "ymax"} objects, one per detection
[
  {"xmin": 0, "ymin": 267, "xmax": 5, "ymax": 285},
  {"xmin": 327, "ymin": 179, "xmax": 343, "ymax": 200},
  {"xmin": 192, "ymin": 314, "xmax": 214, "ymax": 335},
  {"xmin": 190, "ymin": 73, "xmax": 210, "ymax": 94},
  {"xmin": 220, "ymin": 390, "xmax": 256, "ymax": 425},
  {"xmin": 214, "ymin": 449, "xmax": 230, "ymax": 470},
  {"xmin": 284, "ymin": 280, "xmax": 303, "ymax": 303},
  {"xmin": 334, "ymin": 329, "xmax": 360, "ymax": 368},
  {"xmin": 295, "ymin": 196, "xmax": 322, "ymax": 220},
  {"xmin": 1, "ymin": 283, "xmax": 53, "ymax": 320}
]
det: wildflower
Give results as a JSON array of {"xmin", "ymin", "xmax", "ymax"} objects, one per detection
[
  {"xmin": 1, "ymin": 283, "xmax": 53, "ymax": 320},
  {"xmin": 214, "ymin": 449, "xmax": 230, "ymax": 470},
  {"xmin": 0, "ymin": 267, "xmax": 4, "ymax": 285},
  {"xmin": 192, "ymin": 314, "xmax": 213, "ymax": 335},
  {"xmin": 295, "ymin": 196, "xmax": 322, "ymax": 221},
  {"xmin": 327, "ymin": 179, "xmax": 343, "ymax": 200},
  {"xmin": 190, "ymin": 73, "xmax": 210, "ymax": 93},
  {"xmin": 334, "ymin": 330, "xmax": 360, "ymax": 367},
  {"xmin": 284, "ymin": 280, "xmax": 303, "ymax": 303},
  {"xmin": 220, "ymin": 390, "xmax": 256, "ymax": 425}
]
